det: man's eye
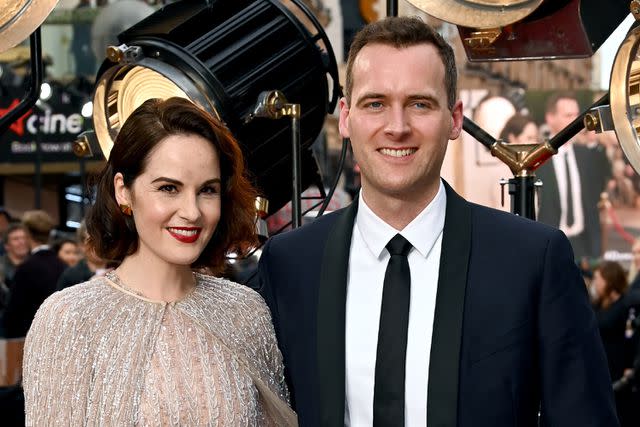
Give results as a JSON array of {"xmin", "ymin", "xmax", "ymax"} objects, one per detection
[{"xmin": 367, "ymin": 101, "xmax": 383, "ymax": 109}]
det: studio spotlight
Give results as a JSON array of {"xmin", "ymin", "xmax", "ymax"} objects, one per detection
[
  {"xmin": 595, "ymin": 19, "xmax": 640, "ymax": 174},
  {"xmin": 405, "ymin": 0, "xmax": 544, "ymax": 29},
  {"xmin": 410, "ymin": 0, "xmax": 631, "ymax": 61},
  {"xmin": 92, "ymin": 0, "xmax": 339, "ymax": 215}
]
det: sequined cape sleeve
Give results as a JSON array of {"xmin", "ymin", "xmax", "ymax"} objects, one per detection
[{"xmin": 179, "ymin": 275, "xmax": 290, "ymax": 402}]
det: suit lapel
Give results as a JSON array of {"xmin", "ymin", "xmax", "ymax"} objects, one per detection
[
  {"xmin": 317, "ymin": 198, "xmax": 358, "ymax": 427},
  {"xmin": 427, "ymin": 182, "xmax": 472, "ymax": 427}
]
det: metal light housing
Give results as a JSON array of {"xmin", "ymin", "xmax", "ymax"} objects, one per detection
[
  {"xmin": 92, "ymin": 0, "xmax": 339, "ymax": 214},
  {"xmin": 609, "ymin": 22, "xmax": 640, "ymax": 174}
]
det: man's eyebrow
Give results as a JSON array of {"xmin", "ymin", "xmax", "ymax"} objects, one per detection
[
  {"xmin": 407, "ymin": 94, "xmax": 440, "ymax": 106},
  {"xmin": 355, "ymin": 92, "xmax": 386, "ymax": 105}
]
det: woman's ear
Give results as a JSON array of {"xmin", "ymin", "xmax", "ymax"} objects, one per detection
[{"xmin": 114, "ymin": 172, "xmax": 131, "ymax": 207}]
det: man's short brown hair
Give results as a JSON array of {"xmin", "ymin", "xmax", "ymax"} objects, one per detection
[
  {"xmin": 344, "ymin": 16, "xmax": 457, "ymax": 110},
  {"xmin": 21, "ymin": 210, "xmax": 55, "ymax": 244}
]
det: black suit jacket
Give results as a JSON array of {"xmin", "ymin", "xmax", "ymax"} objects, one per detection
[
  {"xmin": 259, "ymin": 182, "xmax": 618, "ymax": 426},
  {"xmin": 2, "ymin": 249, "xmax": 66, "ymax": 338},
  {"xmin": 536, "ymin": 144, "xmax": 610, "ymax": 259}
]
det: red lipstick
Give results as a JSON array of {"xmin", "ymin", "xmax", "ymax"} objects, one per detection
[{"xmin": 167, "ymin": 227, "xmax": 201, "ymax": 244}]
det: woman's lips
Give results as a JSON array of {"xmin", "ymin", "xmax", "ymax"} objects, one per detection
[{"xmin": 166, "ymin": 227, "xmax": 201, "ymax": 243}]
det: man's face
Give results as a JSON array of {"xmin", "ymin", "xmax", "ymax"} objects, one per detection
[
  {"xmin": 4, "ymin": 229, "xmax": 29, "ymax": 259},
  {"xmin": 339, "ymin": 43, "xmax": 462, "ymax": 204},
  {"xmin": 545, "ymin": 98, "xmax": 579, "ymax": 136}
]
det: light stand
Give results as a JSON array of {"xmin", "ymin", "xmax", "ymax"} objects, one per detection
[{"xmin": 0, "ymin": 28, "xmax": 43, "ymax": 135}]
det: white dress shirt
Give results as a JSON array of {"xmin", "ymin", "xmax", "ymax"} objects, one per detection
[
  {"xmin": 345, "ymin": 180, "xmax": 446, "ymax": 427},
  {"xmin": 551, "ymin": 144, "xmax": 584, "ymax": 237}
]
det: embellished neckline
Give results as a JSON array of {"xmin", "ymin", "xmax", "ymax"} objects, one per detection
[{"xmin": 105, "ymin": 270, "xmax": 199, "ymax": 305}]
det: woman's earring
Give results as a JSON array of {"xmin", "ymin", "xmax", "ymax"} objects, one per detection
[{"xmin": 119, "ymin": 204, "xmax": 133, "ymax": 216}]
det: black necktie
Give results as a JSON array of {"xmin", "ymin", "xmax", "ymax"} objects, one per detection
[
  {"xmin": 373, "ymin": 234, "xmax": 412, "ymax": 427},
  {"xmin": 564, "ymin": 153, "xmax": 574, "ymax": 228}
]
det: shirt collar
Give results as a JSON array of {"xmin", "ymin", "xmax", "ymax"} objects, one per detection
[
  {"xmin": 31, "ymin": 244, "xmax": 50, "ymax": 254},
  {"xmin": 356, "ymin": 180, "xmax": 447, "ymax": 259}
]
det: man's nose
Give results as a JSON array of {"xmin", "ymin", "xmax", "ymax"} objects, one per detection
[{"xmin": 384, "ymin": 106, "xmax": 410, "ymax": 138}]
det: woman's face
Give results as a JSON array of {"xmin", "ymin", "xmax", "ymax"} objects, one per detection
[
  {"xmin": 509, "ymin": 122, "xmax": 539, "ymax": 144},
  {"xmin": 58, "ymin": 242, "xmax": 79, "ymax": 267},
  {"xmin": 115, "ymin": 132, "xmax": 222, "ymax": 268},
  {"xmin": 592, "ymin": 269, "xmax": 608, "ymax": 299}
]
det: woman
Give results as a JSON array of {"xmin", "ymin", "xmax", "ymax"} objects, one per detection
[
  {"xmin": 52, "ymin": 238, "xmax": 80, "ymax": 267},
  {"xmin": 23, "ymin": 98, "xmax": 295, "ymax": 426},
  {"xmin": 499, "ymin": 113, "xmax": 538, "ymax": 144}
]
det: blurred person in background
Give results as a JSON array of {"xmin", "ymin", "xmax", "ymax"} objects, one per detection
[
  {"xmin": 2, "ymin": 210, "xmax": 66, "ymax": 338},
  {"xmin": 0, "ymin": 208, "xmax": 13, "ymax": 256},
  {"xmin": 0, "ymin": 224, "xmax": 29, "ymax": 289},
  {"xmin": 592, "ymin": 260, "xmax": 637, "ymax": 426},
  {"xmin": 499, "ymin": 113, "xmax": 538, "ymax": 145},
  {"xmin": 537, "ymin": 92, "xmax": 610, "ymax": 261},
  {"xmin": 629, "ymin": 239, "xmax": 640, "ymax": 292},
  {"xmin": 56, "ymin": 221, "xmax": 112, "ymax": 290},
  {"xmin": 52, "ymin": 238, "xmax": 80, "ymax": 268},
  {"xmin": 0, "ymin": 224, "xmax": 29, "ymax": 327}
]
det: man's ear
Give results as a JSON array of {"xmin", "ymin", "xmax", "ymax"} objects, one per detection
[
  {"xmin": 114, "ymin": 172, "xmax": 131, "ymax": 207},
  {"xmin": 338, "ymin": 97, "xmax": 351, "ymax": 139}
]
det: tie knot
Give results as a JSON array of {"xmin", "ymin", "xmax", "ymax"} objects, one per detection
[{"xmin": 386, "ymin": 234, "xmax": 412, "ymax": 257}]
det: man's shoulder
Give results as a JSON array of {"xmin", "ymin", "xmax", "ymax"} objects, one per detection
[
  {"xmin": 268, "ymin": 206, "xmax": 348, "ymax": 248},
  {"xmin": 468, "ymin": 202, "xmax": 562, "ymax": 240}
]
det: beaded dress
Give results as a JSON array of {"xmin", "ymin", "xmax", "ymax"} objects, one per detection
[{"xmin": 23, "ymin": 272, "xmax": 292, "ymax": 426}]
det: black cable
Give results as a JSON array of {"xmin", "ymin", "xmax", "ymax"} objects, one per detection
[{"xmin": 317, "ymin": 137, "xmax": 349, "ymax": 217}]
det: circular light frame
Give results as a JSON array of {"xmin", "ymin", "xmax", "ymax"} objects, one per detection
[
  {"xmin": 610, "ymin": 24, "xmax": 640, "ymax": 175},
  {"xmin": 92, "ymin": 58, "xmax": 217, "ymax": 160},
  {"xmin": 406, "ymin": 0, "xmax": 544, "ymax": 29}
]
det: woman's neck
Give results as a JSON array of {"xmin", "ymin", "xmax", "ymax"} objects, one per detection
[{"xmin": 115, "ymin": 251, "xmax": 195, "ymax": 302}]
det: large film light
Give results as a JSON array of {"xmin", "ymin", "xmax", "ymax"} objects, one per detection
[
  {"xmin": 92, "ymin": 0, "xmax": 339, "ymax": 214},
  {"xmin": 405, "ymin": 0, "xmax": 543, "ymax": 29},
  {"xmin": 409, "ymin": 0, "xmax": 630, "ymax": 61},
  {"xmin": 0, "ymin": 0, "xmax": 58, "ymax": 53},
  {"xmin": 607, "ymin": 21, "xmax": 640, "ymax": 174}
]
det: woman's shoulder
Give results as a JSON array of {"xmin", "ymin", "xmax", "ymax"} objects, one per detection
[
  {"xmin": 190, "ymin": 274, "xmax": 272, "ymax": 331},
  {"xmin": 194, "ymin": 273, "xmax": 267, "ymax": 310}
]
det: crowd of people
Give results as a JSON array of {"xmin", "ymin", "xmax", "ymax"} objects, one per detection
[{"xmin": 0, "ymin": 210, "xmax": 107, "ymax": 338}]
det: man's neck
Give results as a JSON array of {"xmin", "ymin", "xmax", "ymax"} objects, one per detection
[{"xmin": 361, "ymin": 182, "xmax": 440, "ymax": 231}]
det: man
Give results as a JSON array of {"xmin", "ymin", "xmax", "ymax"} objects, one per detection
[
  {"xmin": 0, "ymin": 224, "xmax": 29, "ymax": 289},
  {"xmin": 3, "ymin": 210, "xmax": 66, "ymax": 338},
  {"xmin": 536, "ymin": 93, "xmax": 611, "ymax": 261},
  {"xmin": 258, "ymin": 17, "xmax": 618, "ymax": 426}
]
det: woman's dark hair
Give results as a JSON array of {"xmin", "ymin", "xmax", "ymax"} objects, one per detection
[
  {"xmin": 86, "ymin": 97, "xmax": 257, "ymax": 275},
  {"xmin": 594, "ymin": 260, "xmax": 628, "ymax": 309},
  {"xmin": 52, "ymin": 238, "xmax": 78, "ymax": 256},
  {"xmin": 499, "ymin": 114, "xmax": 536, "ymax": 143}
]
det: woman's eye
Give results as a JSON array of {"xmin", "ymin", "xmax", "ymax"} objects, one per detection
[
  {"xmin": 200, "ymin": 185, "xmax": 219, "ymax": 195},
  {"xmin": 159, "ymin": 184, "xmax": 177, "ymax": 193}
]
